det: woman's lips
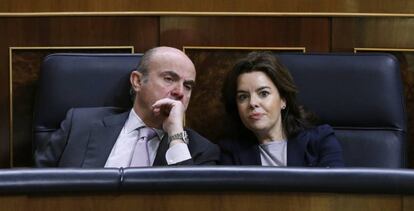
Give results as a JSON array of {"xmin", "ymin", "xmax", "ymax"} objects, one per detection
[{"xmin": 249, "ymin": 113, "xmax": 263, "ymax": 120}]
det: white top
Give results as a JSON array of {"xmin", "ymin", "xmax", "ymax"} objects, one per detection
[
  {"xmin": 104, "ymin": 109, "xmax": 191, "ymax": 167},
  {"xmin": 259, "ymin": 140, "xmax": 287, "ymax": 166}
]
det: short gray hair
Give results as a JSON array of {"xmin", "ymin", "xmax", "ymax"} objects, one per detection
[
  {"xmin": 129, "ymin": 47, "xmax": 159, "ymax": 100},
  {"xmin": 136, "ymin": 47, "xmax": 159, "ymax": 82}
]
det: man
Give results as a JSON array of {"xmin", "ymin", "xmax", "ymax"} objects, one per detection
[{"xmin": 35, "ymin": 46, "xmax": 220, "ymax": 167}]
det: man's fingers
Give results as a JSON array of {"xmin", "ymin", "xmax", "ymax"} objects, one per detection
[
  {"xmin": 152, "ymin": 98, "xmax": 177, "ymax": 116},
  {"xmin": 152, "ymin": 99, "xmax": 175, "ymax": 109}
]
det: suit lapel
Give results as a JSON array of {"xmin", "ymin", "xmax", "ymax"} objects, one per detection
[
  {"xmin": 153, "ymin": 134, "xmax": 169, "ymax": 166},
  {"xmin": 82, "ymin": 112, "xmax": 129, "ymax": 168}
]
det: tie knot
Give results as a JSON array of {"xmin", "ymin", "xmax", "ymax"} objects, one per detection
[{"xmin": 138, "ymin": 127, "xmax": 157, "ymax": 141}]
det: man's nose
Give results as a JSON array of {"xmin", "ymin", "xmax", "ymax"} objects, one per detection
[{"xmin": 170, "ymin": 83, "xmax": 184, "ymax": 100}]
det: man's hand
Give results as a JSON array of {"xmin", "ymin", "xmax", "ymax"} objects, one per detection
[{"xmin": 152, "ymin": 98, "xmax": 185, "ymax": 135}]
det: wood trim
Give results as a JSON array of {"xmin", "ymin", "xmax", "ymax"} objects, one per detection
[
  {"xmin": 183, "ymin": 46, "xmax": 306, "ymax": 53},
  {"xmin": 355, "ymin": 48, "xmax": 414, "ymax": 53},
  {"xmin": 1, "ymin": 12, "xmax": 414, "ymax": 18}
]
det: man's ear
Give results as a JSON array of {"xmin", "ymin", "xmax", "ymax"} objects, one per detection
[{"xmin": 130, "ymin": 71, "xmax": 143, "ymax": 92}]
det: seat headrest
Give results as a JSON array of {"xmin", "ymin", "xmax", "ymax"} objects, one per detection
[
  {"xmin": 278, "ymin": 53, "xmax": 406, "ymax": 131},
  {"xmin": 33, "ymin": 53, "xmax": 142, "ymax": 131}
]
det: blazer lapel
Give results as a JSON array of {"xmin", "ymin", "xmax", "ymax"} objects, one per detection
[
  {"xmin": 287, "ymin": 134, "xmax": 306, "ymax": 166},
  {"xmin": 238, "ymin": 141, "xmax": 261, "ymax": 165},
  {"xmin": 82, "ymin": 112, "xmax": 129, "ymax": 168}
]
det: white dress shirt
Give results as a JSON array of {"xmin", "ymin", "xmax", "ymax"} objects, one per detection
[{"xmin": 105, "ymin": 109, "xmax": 191, "ymax": 168}]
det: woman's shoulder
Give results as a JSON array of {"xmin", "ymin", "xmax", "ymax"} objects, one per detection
[
  {"xmin": 299, "ymin": 124, "xmax": 335, "ymax": 139},
  {"xmin": 298, "ymin": 124, "xmax": 344, "ymax": 167},
  {"xmin": 291, "ymin": 124, "xmax": 337, "ymax": 148}
]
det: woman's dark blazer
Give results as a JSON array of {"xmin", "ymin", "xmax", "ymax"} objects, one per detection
[{"xmin": 219, "ymin": 124, "xmax": 344, "ymax": 167}]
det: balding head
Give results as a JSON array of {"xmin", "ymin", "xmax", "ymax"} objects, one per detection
[{"xmin": 136, "ymin": 46, "xmax": 195, "ymax": 82}]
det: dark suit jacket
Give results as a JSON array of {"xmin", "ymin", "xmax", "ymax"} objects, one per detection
[
  {"xmin": 219, "ymin": 124, "xmax": 344, "ymax": 167},
  {"xmin": 34, "ymin": 107, "xmax": 220, "ymax": 167}
]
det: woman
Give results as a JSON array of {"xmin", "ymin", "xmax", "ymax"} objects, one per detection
[{"xmin": 220, "ymin": 52, "xmax": 344, "ymax": 167}]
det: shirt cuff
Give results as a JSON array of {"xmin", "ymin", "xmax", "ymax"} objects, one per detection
[{"xmin": 165, "ymin": 143, "xmax": 191, "ymax": 165}]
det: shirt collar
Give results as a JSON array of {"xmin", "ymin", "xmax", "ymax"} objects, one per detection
[{"xmin": 125, "ymin": 109, "xmax": 165, "ymax": 140}]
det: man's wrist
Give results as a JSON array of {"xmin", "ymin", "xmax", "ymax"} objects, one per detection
[
  {"xmin": 165, "ymin": 123, "xmax": 184, "ymax": 135},
  {"xmin": 168, "ymin": 131, "xmax": 189, "ymax": 146}
]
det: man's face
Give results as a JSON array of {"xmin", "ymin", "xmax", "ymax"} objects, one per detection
[{"xmin": 131, "ymin": 50, "xmax": 196, "ymax": 124}]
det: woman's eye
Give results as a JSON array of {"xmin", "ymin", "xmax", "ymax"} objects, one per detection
[
  {"xmin": 237, "ymin": 94, "xmax": 248, "ymax": 101},
  {"xmin": 259, "ymin": 91, "xmax": 270, "ymax": 98}
]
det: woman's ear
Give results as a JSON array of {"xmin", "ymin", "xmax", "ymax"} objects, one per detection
[
  {"xmin": 281, "ymin": 98, "xmax": 287, "ymax": 110},
  {"xmin": 130, "ymin": 70, "xmax": 143, "ymax": 92}
]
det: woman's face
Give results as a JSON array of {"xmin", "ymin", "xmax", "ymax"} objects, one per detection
[{"xmin": 236, "ymin": 71, "xmax": 286, "ymax": 137}]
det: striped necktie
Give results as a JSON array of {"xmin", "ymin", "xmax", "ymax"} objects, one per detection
[{"xmin": 129, "ymin": 127, "xmax": 157, "ymax": 167}]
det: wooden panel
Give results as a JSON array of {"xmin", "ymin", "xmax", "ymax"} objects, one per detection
[
  {"xmin": 332, "ymin": 17, "xmax": 414, "ymax": 50},
  {"xmin": 1, "ymin": 0, "xmax": 414, "ymax": 14},
  {"xmin": 404, "ymin": 196, "xmax": 414, "ymax": 211},
  {"xmin": 160, "ymin": 16, "xmax": 330, "ymax": 52},
  {"xmin": 0, "ymin": 192, "xmax": 402, "ymax": 211},
  {"xmin": 0, "ymin": 16, "xmax": 159, "ymax": 167}
]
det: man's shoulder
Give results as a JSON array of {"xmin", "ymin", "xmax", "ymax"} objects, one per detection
[
  {"xmin": 68, "ymin": 107, "xmax": 128, "ymax": 118},
  {"xmin": 184, "ymin": 128, "xmax": 220, "ymax": 163},
  {"xmin": 185, "ymin": 128, "xmax": 207, "ymax": 141},
  {"xmin": 65, "ymin": 107, "xmax": 129, "ymax": 127},
  {"xmin": 185, "ymin": 128, "xmax": 216, "ymax": 147}
]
